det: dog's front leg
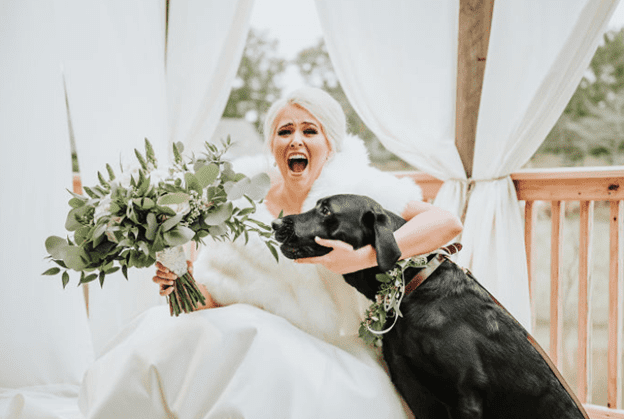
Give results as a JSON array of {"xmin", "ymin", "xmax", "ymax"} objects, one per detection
[{"xmin": 447, "ymin": 390, "xmax": 482, "ymax": 419}]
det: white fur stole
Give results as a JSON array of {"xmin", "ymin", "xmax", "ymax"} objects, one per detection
[{"xmin": 193, "ymin": 135, "xmax": 422, "ymax": 343}]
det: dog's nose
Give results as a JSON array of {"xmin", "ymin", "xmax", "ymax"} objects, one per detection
[{"xmin": 271, "ymin": 218, "xmax": 284, "ymax": 231}]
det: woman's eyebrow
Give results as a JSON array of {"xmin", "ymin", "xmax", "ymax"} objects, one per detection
[
  {"xmin": 302, "ymin": 121, "xmax": 319, "ymax": 127},
  {"xmin": 277, "ymin": 122, "xmax": 294, "ymax": 130}
]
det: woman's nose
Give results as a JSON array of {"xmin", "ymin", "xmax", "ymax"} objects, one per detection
[{"xmin": 290, "ymin": 132, "xmax": 304, "ymax": 148}]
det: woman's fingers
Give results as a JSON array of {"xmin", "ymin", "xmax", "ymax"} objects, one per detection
[{"xmin": 153, "ymin": 261, "xmax": 177, "ymax": 296}]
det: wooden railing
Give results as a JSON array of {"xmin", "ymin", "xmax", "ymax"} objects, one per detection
[{"xmin": 401, "ymin": 167, "xmax": 624, "ymax": 418}]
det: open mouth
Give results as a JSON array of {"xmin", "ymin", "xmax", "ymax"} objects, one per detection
[{"xmin": 288, "ymin": 153, "xmax": 309, "ymax": 173}]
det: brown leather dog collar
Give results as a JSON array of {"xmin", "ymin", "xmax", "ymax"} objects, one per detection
[{"xmin": 404, "ymin": 243, "xmax": 463, "ymax": 295}]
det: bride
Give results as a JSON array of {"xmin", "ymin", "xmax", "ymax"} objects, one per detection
[{"xmin": 79, "ymin": 87, "xmax": 462, "ymax": 418}]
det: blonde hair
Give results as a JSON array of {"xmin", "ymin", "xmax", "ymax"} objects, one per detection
[{"xmin": 263, "ymin": 87, "xmax": 347, "ymax": 154}]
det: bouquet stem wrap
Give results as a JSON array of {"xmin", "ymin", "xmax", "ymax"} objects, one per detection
[{"xmin": 156, "ymin": 246, "xmax": 206, "ymax": 316}]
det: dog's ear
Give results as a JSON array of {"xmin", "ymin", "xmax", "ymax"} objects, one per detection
[{"xmin": 363, "ymin": 210, "xmax": 401, "ymax": 272}]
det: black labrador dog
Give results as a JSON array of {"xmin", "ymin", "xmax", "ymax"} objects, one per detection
[{"xmin": 272, "ymin": 194, "xmax": 588, "ymax": 419}]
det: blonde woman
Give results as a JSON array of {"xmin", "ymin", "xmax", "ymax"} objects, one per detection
[{"xmin": 81, "ymin": 87, "xmax": 461, "ymax": 418}]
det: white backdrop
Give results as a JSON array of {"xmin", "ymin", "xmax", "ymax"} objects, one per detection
[
  {"xmin": 0, "ymin": 0, "xmax": 94, "ymax": 389},
  {"xmin": 54, "ymin": 0, "xmax": 170, "ymax": 356},
  {"xmin": 315, "ymin": 0, "xmax": 619, "ymax": 329},
  {"xmin": 52, "ymin": 0, "xmax": 253, "ymax": 356}
]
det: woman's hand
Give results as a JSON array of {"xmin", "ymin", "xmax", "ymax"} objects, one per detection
[
  {"xmin": 295, "ymin": 237, "xmax": 376, "ymax": 274},
  {"xmin": 153, "ymin": 261, "xmax": 219, "ymax": 310}
]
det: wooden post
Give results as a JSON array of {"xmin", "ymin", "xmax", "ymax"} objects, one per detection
[
  {"xmin": 550, "ymin": 200, "xmax": 564, "ymax": 369},
  {"xmin": 455, "ymin": 0, "xmax": 495, "ymax": 178}
]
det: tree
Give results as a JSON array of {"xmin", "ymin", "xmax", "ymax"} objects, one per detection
[
  {"xmin": 222, "ymin": 28, "xmax": 286, "ymax": 131},
  {"xmin": 294, "ymin": 39, "xmax": 413, "ymax": 169},
  {"xmin": 537, "ymin": 27, "xmax": 624, "ymax": 166}
]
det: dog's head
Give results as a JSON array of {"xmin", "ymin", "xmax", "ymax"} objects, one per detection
[{"xmin": 271, "ymin": 194, "xmax": 406, "ymax": 272}]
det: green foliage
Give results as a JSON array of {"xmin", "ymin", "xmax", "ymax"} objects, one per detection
[
  {"xmin": 222, "ymin": 28, "xmax": 286, "ymax": 130},
  {"xmin": 44, "ymin": 138, "xmax": 279, "ymax": 315},
  {"xmin": 538, "ymin": 27, "xmax": 624, "ymax": 166}
]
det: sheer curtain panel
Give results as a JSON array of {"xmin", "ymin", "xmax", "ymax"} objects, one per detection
[
  {"xmin": 315, "ymin": 0, "xmax": 619, "ymax": 328},
  {"xmin": 460, "ymin": 0, "xmax": 619, "ymax": 329},
  {"xmin": 0, "ymin": 0, "xmax": 94, "ymax": 388},
  {"xmin": 166, "ymin": 0, "xmax": 254, "ymax": 153},
  {"xmin": 54, "ymin": 0, "xmax": 170, "ymax": 357}
]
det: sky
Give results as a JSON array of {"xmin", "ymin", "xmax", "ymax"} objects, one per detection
[{"xmin": 250, "ymin": 0, "xmax": 624, "ymax": 92}]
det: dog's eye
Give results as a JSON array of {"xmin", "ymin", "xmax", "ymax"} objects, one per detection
[{"xmin": 320, "ymin": 206, "xmax": 331, "ymax": 216}]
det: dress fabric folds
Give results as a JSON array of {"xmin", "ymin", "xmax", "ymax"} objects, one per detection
[{"xmin": 79, "ymin": 305, "xmax": 410, "ymax": 419}]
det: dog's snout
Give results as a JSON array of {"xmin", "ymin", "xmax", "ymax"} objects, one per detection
[
  {"xmin": 271, "ymin": 218, "xmax": 284, "ymax": 231},
  {"xmin": 272, "ymin": 217, "xmax": 294, "ymax": 243}
]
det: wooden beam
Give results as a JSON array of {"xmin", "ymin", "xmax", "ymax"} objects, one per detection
[{"xmin": 455, "ymin": 0, "xmax": 495, "ymax": 178}]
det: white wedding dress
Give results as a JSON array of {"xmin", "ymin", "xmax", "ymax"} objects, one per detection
[{"xmin": 78, "ymin": 136, "xmax": 422, "ymax": 419}]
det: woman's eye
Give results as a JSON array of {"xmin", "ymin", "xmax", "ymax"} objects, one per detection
[
  {"xmin": 278, "ymin": 129, "xmax": 292, "ymax": 136},
  {"xmin": 304, "ymin": 129, "xmax": 318, "ymax": 135}
]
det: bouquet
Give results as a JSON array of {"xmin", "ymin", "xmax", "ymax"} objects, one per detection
[{"xmin": 43, "ymin": 138, "xmax": 278, "ymax": 316}]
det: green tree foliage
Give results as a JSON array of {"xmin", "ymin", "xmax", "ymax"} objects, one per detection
[
  {"xmin": 294, "ymin": 39, "xmax": 412, "ymax": 169},
  {"xmin": 538, "ymin": 27, "xmax": 624, "ymax": 166},
  {"xmin": 222, "ymin": 28, "xmax": 286, "ymax": 130}
]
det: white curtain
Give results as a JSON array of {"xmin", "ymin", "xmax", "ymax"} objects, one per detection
[
  {"xmin": 315, "ymin": 0, "xmax": 619, "ymax": 329},
  {"xmin": 458, "ymin": 0, "xmax": 619, "ymax": 329},
  {"xmin": 0, "ymin": 0, "xmax": 93, "ymax": 388},
  {"xmin": 53, "ymin": 0, "xmax": 253, "ymax": 356},
  {"xmin": 54, "ymin": 0, "xmax": 171, "ymax": 357},
  {"xmin": 167, "ymin": 0, "xmax": 254, "ymax": 153}
]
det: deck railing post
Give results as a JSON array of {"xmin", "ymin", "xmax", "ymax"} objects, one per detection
[
  {"xmin": 608, "ymin": 200, "xmax": 623, "ymax": 409},
  {"xmin": 578, "ymin": 200, "xmax": 594, "ymax": 403},
  {"xmin": 551, "ymin": 200, "xmax": 565, "ymax": 369}
]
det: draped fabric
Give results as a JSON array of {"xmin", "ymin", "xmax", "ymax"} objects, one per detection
[
  {"xmin": 54, "ymin": 0, "xmax": 171, "ymax": 357},
  {"xmin": 167, "ymin": 0, "xmax": 254, "ymax": 153},
  {"xmin": 0, "ymin": 0, "xmax": 93, "ymax": 388},
  {"xmin": 458, "ymin": 0, "xmax": 620, "ymax": 329},
  {"xmin": 53, "ymin": 0, "xmax": 253, "ymax": 356},
  {"xmin": 315, "ymin": 0, "xmax": 619, "ymax": 329}
]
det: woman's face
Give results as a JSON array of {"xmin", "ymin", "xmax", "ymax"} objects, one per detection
[{"xmin": 271, "ymin": 104, "xmax": 332, "ymax": 192}]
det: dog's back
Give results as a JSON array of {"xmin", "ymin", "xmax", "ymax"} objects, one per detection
[{"xmin": 379, "ymin": 260, "xmax": 587, "ymax": 418}]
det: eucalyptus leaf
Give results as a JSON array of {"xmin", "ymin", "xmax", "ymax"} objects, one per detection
[
  {"xmin": 140, "ymin": 197, "xmax": 155, "ymax": 210},
  {"xmin": 163, "ymin": 225, "xmax": 194, "ymax": 246},
  {"xmin": 80, "ymin": 273, "xmax": 98, "ymax": 284},
  {"xmin": 267, "ymin": 242, "xmax": 279, "ymax": 262},
  {"xmin": 208, "ymin": 224, "xmax": 227, "ymax": 237},
  {"xmin": 195, "ymin": 163, "xmax": 219, "ymax": 188},
  {"xmin": 145, "ymin": 212, "xmax": 157, "ymax": 240},
  {"xmin": 62, "ymin": 271, "xmax": 70, "ymax": 288},
  {"xmin": 45, "ymin": 236, "xmax": 68, "ymax": 259},
  {"xmin": 63, "ymin": 246, "xmax": 88, "ymax": 271},
  {"xmin": 138, "ymin": 241, "xmax": 150, "ymax": 255},
  {"xmin": 65, "ymin": 207, "xmax": 83, "ymax": 231},
  {"xmin": 158, "ymin": 193, "xmax": 190, "ymax": 206},
  {"xmin": 42, "ymin": 267, "xmax": 61, "ymax": 276},
  {"xmin": 74, "ymin": 226, "xmax": 91, "ymax": 245},
  {"xmin": 225, "ymin": 177, "xmax": 250, "ymax": 201},
  {"xmin": 185, "ymin": 172, "xmax": 202, "ymax": 194},
  {"xmin": 69, "ymin": 197, "xmax": 85, "ymax": 208},
  {"xmin": 106, "ymin": 163, "xmax": 116, "ymax": 180},
  {"xmin": 204, "ymin": 202, "xmax": 233, "ymax": 226},
  {"xmin": 162, "ymin": 212, "xmax": 185, "ymax": 232},
  {"xmin": 92, "ymin": 222, "xmax": 107, "ymax": 240},
  {"xmin": 247, "ymin": 173, "xmax": 271, "ymax": 200}
]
